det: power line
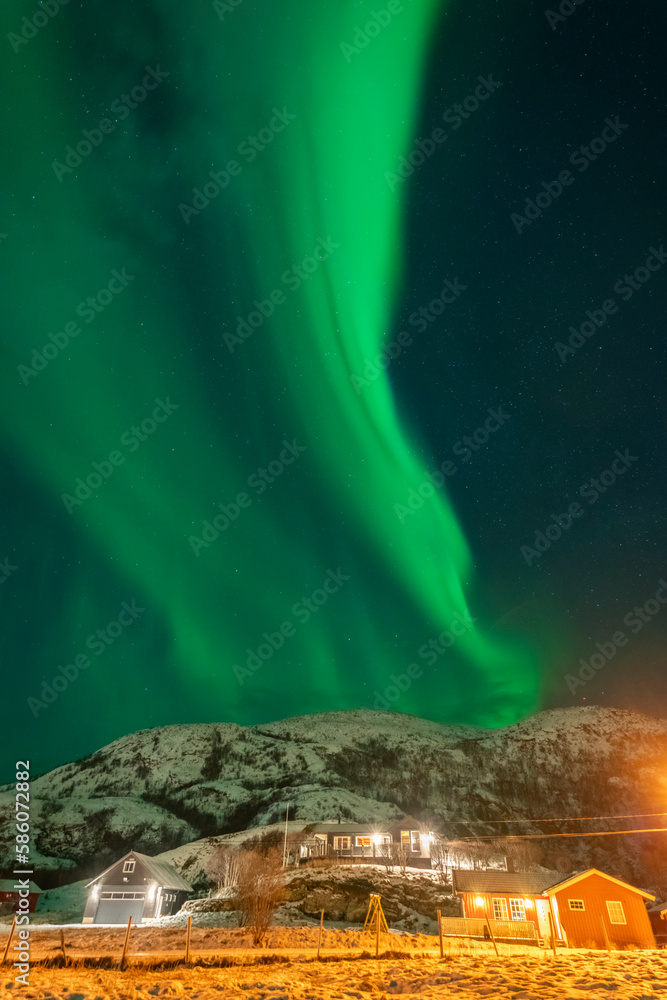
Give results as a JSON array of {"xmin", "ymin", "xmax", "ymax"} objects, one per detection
[
  {"xmin": 450, "ymin": 810, "xmax": 667, "ymax": 826},
  {"xmin": 462, "ymin": 826, "xmax": 667, "ymax": 842}
]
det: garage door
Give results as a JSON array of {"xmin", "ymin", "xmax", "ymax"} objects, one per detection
[{"xmin": 94, "ymin": 891, "xmax": 146, "ymax": 924}]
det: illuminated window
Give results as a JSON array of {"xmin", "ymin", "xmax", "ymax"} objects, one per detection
[
  {"xmin": 123, "ymin": 860, "xmax": 136, "ymax": 873},
  {"xmin": 356, "ymin": 836, "xmax": 371, "ymax": 847},
  {"xmin": 568, "ymin": 899, "xmax": 585, "ymax": 911},
  {"xmin": 400, "ymin": 830, "xmax": 410, "ymax": 845},
  {"xmin": 333, "ymin": 836, "xmax": 350, "ymax": 850},
  {"xmin": 606, "ymin": 901, "xmax": 626, "ymax": 925},
  {"xmin": 493, "ymin": 898, "xmax": 509, "ymax": 921},
  {"xmin": 509, "ymin": 898, "xmax": 526, "ymax": 921}
]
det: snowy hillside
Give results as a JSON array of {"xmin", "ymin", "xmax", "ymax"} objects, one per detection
[{"xmin": 1, "ymin": 706, "xmax": 665, "ymax": 892}]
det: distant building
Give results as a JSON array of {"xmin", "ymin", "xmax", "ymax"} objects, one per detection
[
  {"xmin": 0, "ymin": 880, "xmax": 41, "ymax": 913},
  {"xmin": 452, "ymin": 867, "xmax": 656, "ymax": 949},
  {"xmin": 302, "ymin": 815, "xmax": 435, "ymax": 869},
  {"xmin": 82, "ymin": 851, "xmax": 192, "ymax": 925},
  {"xmin": 648, "ymin": 902, "xmax": 667, "ymax": 947}
]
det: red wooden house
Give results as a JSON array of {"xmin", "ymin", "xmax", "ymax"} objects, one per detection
[
  {"xmin": 452, "ymin": 868, "xmax": 655, "ymax": 949},
  {"xmin": 0, "ymin": 880, "xmax": 42, "ymax": 913}
]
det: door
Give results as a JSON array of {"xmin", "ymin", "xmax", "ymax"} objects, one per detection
[
  {"xmin": 94, "ymin": 893, "xmax": 146, "ymax": 924},
  {"xmin": 535, "ymin": 899, "xmax": 552, "ymax": 939}
]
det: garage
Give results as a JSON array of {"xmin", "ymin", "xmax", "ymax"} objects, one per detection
[
  {"xmin": 93, "ymin": 891, "xmax": 146, "ymax": 925},
  {"xmin": 82, "ymin": 850, "xmax": 192, "ymax": 924}
]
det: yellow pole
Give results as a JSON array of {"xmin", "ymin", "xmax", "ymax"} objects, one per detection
[
  {"xmin": 317, "ymin": 909, "xmax": 324, "ymax": 959},
  {"xmin": 547, "ymin": 911, "xmax": 557, "ymax": 959},
  {"xmin": 185, "ymin": 915, "xmax": 192, "ymax": 963},
  {"xmin": 120, "ymin": 915, "xmax": 133, "ymax": 970},
  {"xmin": 485, "ymin": 916, "xmax": 499, "ymax": 957},
  {"xmin": 1, "ymin": 916, "xmax": 16, "ymax": 965},
  {"xmin": 437, "ymin": 909, "xmax": 443, "ymax": 957}
]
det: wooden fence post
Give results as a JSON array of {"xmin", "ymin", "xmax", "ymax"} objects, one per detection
[
  {"xmin": 120, "ymin": 915, "xmax": 133, "ymax": 970},
  {"xmin": 437, "ymin": 909, "xmax": 443, "ymax": 958},
  {"xmin": 375, "ymin": 910, "xmax": 380, "ymax": 958},
  {"xmin": 60, "ymin": 928, "xmax": 68, "ymax": 965},
  {"xmin": 600, "ymin": 915, "xmax": 611, "ymax": 951},
  {"xmin": 317, "ymin": 909, "xmax": 324, "ymax": 959},
  {"xmin": 547, "ymin": 911, "xmax": 557, "ymax": 959},
  {"xmin": 485, "ymin": 916, "xmax": 499, "ymax": 957},
  {"xmin": 1, "ymin": 916, "xmax": 16, "ymax": 966},
  {"xmin": 185, "ymin": 915, "xmax": 192, "ymax": 963}
]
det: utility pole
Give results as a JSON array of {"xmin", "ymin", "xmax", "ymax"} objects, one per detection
[{"xmin": 282, "ymin": 801, "xmax": 290, "ymax": 868}]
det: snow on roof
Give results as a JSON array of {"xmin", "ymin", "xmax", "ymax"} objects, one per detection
[
  {"xmin": 452, "ymin": 869, "xmax": 564, "ymax": 895},
  {"xmin": 87, "ymin": 850, "xmax": 192, "ymax": 891}
]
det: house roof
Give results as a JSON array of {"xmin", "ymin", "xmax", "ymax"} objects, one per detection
[
  {"xmin": 544, "ymin": 868, "xmax": 655, "ymax": 902},
  {"xmin": 311, "ymin": 823, "xmax": 389, "ymax": 835},
  {"xmin": 452, "ymin": 867, "xmax": 655, "ymax": 902},
  {"xmin": 86, "ymin": 851, "xmax": 192, "ymax": 891},
  {"xmin": 0, "ymin": 880, "xmax": 41, "ymax": 894},
  {"xmin": 452, "ymin": 869, "xmax": 556, "ymax": 896}
]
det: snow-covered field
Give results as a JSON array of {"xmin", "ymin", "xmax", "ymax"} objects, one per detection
[{"xmin": 3, "ymin": 934, "xmax": 665, "ymax": 999}]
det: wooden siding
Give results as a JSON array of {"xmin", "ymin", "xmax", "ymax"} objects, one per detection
[{"xmin": 552, "ymin": 873, "xmax": 655, "ymax": 949}]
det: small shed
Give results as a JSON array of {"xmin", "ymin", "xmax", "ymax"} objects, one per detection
[
  {"xmin": 648, "ymin": 902, "xmax": 667, "ymax": 947},
  {"xmin": 0, "ymin": 880, "xmax": 42, "ymax": 913},
  {"xmin": 82, "ymin": 850, "xmax": 192, "ymax": 925}
]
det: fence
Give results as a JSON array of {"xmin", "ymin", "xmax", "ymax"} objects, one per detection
[{"xmin": 439, "ymin": 916, "xmax": 539, "ymax": 945}]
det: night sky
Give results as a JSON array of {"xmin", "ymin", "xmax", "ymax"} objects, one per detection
[{"xmin": 1, "ymin": 0, "xmax": 665, "ymax": 783}]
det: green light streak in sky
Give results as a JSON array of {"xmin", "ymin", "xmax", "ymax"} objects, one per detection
[{"xmin": 0, "ymin": 0, "xmax": 540, "ymax": 733}]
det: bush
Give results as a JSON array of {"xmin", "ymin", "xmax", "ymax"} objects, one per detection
[{"xmin": 234, "ymin": 849, "xmax": 285, "ymax": 946}]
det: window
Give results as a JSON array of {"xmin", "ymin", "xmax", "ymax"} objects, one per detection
[
  {"xmin": 493, "ymin": 898, "xmax": 509, "ymax": 921},
  {"xmin": 400, "ymin": 830, "xmax": 410, "ymax": 845},
  {"xmin": 509, "ymin": 898, "xmax": 526, "ymax": 921},
  {"xmin": 123, "ymin": 860, "xmax": 136, "ymax": 873},
  {"xmin": 355, "ymin": 836, "xmax": 371, "ymax": 847},
  {"xmin": 411, "ymin": 831, "xmax": 421, "ymax": 852},
  {"xmin": 606, "ymin": 901, "xmax": 626, "ymax": 925},
  {"xmin": 568, "ymin": 899, "xmax": 585, "ymax": 911},
  {"xmin": 333, "ymin": 836, "xmax": 350, "ymax": 850}
]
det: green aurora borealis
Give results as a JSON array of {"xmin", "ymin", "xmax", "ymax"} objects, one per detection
[{"xmin": 3, "ymin": 0, "xmax": 665, "ymax": 776}]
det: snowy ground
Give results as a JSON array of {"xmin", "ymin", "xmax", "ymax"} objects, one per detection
[
  {"xmin": 2, "ymin": 943, "xmax": 666, "ymax": 998},
  {"xmin": 2, "ymin": 925, "xmax": 666, "ymax": 998}
]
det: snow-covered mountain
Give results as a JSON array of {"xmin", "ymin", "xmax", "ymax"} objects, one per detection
[{"xmin": 2, "ymin": 706, "xmax": 666, "ymax": 892}]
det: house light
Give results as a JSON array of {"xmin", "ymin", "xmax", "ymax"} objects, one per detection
[
  {"xmin": 422, "ymin": 834, "xmax": 432, "ymax": 847},
  {"xmin": 92, "ymin": 884, "xmax": 99, "ymax": 899},
  {"xmin": 147, "ymin": 883, "xmax": 156, "ymax": 901},
  {"xmin": 475, "ymin": 896, "xmax": 485, "ymax": 907},
  {"xmin": 524, "ymin": 899, "xmax": 534, "ymax": 909},
  {"xmin": 372, "ymin": 835, "xmax": 382, "ymax": 846}
]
